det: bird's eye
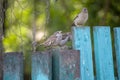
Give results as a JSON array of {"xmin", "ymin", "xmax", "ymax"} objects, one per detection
[{"xmin": 83, "ymin": 8, "xmax": 87, "ymax": 12}]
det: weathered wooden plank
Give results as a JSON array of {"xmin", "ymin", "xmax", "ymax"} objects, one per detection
[
  {"xmin": 72, "ymin": 27, "xmax": 94, "ymax": 80},
  {"xmin": 32, "ymin": 51, "xmax": 52, "ymax": 80},
  {"xmin": 0, "ymin": 0, "xmax": 4, "ymax": 79},
  {"xmin": 52, "ymin": 49, "xmax": 59, "ymax": 80},
  {"xmin": 3, "ymin": 52, "xmax": 23, "ymax": 80},
  {"xmin": 52, "ymin": 49, "xmax": 80, "ymax": 80},
  {"xmin": 114, "ymin": 27, "xmax": 120, "ymax": 80},
  {"xmin": 93, "ymin": 26, "xmax": 115, "ymax": 80}
]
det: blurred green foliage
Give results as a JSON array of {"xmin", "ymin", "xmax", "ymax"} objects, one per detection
[
  {"xmin": 2, "ymin": 0, "xmax": 120, "ymax": 78},
  {"xmin": 3, "ymin": 0, "xmax": 120, "ymax": 52}
]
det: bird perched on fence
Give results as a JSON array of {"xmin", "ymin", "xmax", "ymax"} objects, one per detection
[
  {"xmin": 59, "ymin": 35, "xmax": 70, "ymax": 49},
  {"xmin": 72, "ymin": 7, "xmax": 88, "ymax": 27},
  {"xmin": 58, "ymin": 32, "xmax": 72, "ymax": 49},
  {"xmin": 59, "ymin": 34, "xmax": 70, "ymax": 46},
  {"xmin": 41, "ymin": 31, "xmax": 62, "ymax": 47}
]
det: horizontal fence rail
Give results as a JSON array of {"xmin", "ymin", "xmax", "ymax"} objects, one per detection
[{"xmin": 1, "ymin": 26, "xmax": 120, "ymax": 80}]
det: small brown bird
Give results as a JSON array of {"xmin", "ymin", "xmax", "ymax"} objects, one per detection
[
  {"xmin": 41, "ymin": 31, "xmax": 62, "ymax": 47},
  {"xmin": 59, "ymin": 35, "xmax": 69, "ymax": 46},
  {"xmin": 62, "ymin": 32, "xmax": 72, "ymax": 41},
  {"xmin": 59, "ymin": 35, "xmax": 70, "ymax": 49},
  {"xmin": 58, "ymin": 32, "xmax": 73, "ymax": 49},
  {"xmin": 72, "ymin": 8, "xmax": 88, "ymax": 27}
]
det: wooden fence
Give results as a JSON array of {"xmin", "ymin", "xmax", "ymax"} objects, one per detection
[{"xmin": 2, "ymin": 26, "xmax": 120, "ymax": 80}]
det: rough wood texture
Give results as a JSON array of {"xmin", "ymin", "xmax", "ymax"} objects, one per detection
[
  {"xmin": 114, "ymin": 27, "xmax": 120, "ymax": 80},
  {"xmin": 52, "ymin": 49, "xmax": 80, "ymax": 80},
  {"xmin": 32, "ymin": 51, "xmax": 52, "ymax": 80},
  {"xmin": 3, "ymin": 52, "xmax": 23, "ymax": 80},
  {"xmin": 72, "ymin": 27, "xmax": 94, "ymax": 80},
  {"xmin": 93, "ymin": 26, "xmax": 115, "ymax": 80},
  {"xmin": 0, "ymin": 0, "xmax": 4, "ymax": 79}
]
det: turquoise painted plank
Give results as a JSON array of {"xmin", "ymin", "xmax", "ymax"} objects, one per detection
[
  {"xmin": 52, "ymin": 49, "xmax": 59, "ymax": 80},
  {"xmin": 32, "ymin": 51, "xmax": 52, "ymax": 80},
  {"xmin": 93, "ymin": 26, "xmax": 115, "ymax": 80},
  {"xmin": 3, "ymin": 52, "xmax": 23, "ymax": 80},
  {"xmin": 52, "ymin": 49, "xmax": 80, "ymax": 80},
  {"xmin": 72, "ymin": 26, "xmax": 94, "ymax": 80},
  {"xmin": 114, "ymin": 27, "xmax": 120, "ymax": 80}
]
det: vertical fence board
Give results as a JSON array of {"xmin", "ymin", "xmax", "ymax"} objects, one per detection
[
  {"xmin": 0, "ymin": 0, "xmax": 4, "ymax": 79},
  {"xmin": 3, "ymin": 52, "xmax": 23, "ymax": 80},
  {"xmin": 32, "ymin": 51, "xmax": 52, "ymax": 80},
  {"xmin": 72, "ymin": 27, "xmax": 94, "ymax": 80},
  {"xmin": 52, "ymin": 49, "xmax": 80, "ymax": 80},
  {"xmin": 93, "ymin": 26, "xmax": 115, "ymax": 80},
  {"xmin": 52, "ymin": 49, "xmax": 59, "ymax": 80},
  {"xmin": 114, "ymin": 27, "xmax": 120, "ymax": 80}
]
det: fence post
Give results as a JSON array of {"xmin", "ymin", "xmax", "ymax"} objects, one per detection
[
  {"xmin": 3, "ymin": 52, "xmax": 23, "ymax": 80},
  {"xmin": 32, "ymin": 51, "xmax": 52, "ymax": 80},
  {"xmin": 93, "ymin": 26, "xmax": 115, "ymax": 80},
  {"xmin": 0, "ymin": 0, "xmax": 4, "ymax": 79},
  {"xmin": 52, "ymin": 49, "xmax": 80, "ymax": 80},
  {"xmin": 114, "ymin": 27, "xmax": 120, "ymax": 80},
  {"xmin": 72, "ymin": 27, "xmax": 94, "ymax": 80}
]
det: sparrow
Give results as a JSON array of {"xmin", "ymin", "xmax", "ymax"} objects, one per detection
[
  {"xmin": 56, "ymin": 33, "xmax": 70, "ymax": 50},
  {"xmin": 72, "ymin": 8, "xmax": 88, "ymax": 27},
  {"xmin": 57, "ymin": 32, "xmax": 73, "ymax": 49},
  {"xmin": 62, "ymin": 32, "xmax": 72, "ymax": 41},
  {"xmin": 59, "ymin": 35, "xmax": 70, "ymax": 46},
  {"xmin": 41, "ymin": 31, "xmax": 62, "ymax": 47}
]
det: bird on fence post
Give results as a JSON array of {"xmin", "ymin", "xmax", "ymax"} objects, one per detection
[
  {"xmin": 59, "ymin": 34, "xmax": 69, "ymax": 46},
  {"xmin": 59, "ymin": 35, "xmax": 70, "ymax": 49},
  {"xmin": 41, "ymin": 31, "xmax": 63, "ymax": 48},
  {"xmin": 72, "ymin": 8, "xmax": 88, "ymax": 27},
  {"xmin": 59, "ymin": 32, "xmax": 72, "ymax": 49},
  {"xmin": 62, "ymin": 32, "xmax": 72, "ymax": 41}
]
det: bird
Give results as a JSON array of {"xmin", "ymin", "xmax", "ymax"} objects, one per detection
[
  {"xmin": 41, "ymin": 31, "xmax": 62, "ymax": 47},
  {"xmin": 59, "ymin": 35, "xmax": 70, "ymax": 46},
  {"xmin": 59, "ymin": 37, "xmax": 70, "ymax": 50},
  {"xmin": 72, "ymin": 7, "xmax": 88, "ymax": 27},
  {"xmin": 57, "ymin": 32, "xmax": 73, "ymax": 49},
  {"xmin": 62, "ymin": 32, "xmax": 72, "ymax": 41},
  {"xmin": 57, "ymin": 33, "xmax": 70, "ymax": 50}
]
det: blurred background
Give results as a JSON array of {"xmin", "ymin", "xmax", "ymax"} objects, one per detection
[{"xmin": 1, "ymin": 0, "xmax": 120, "ymax": 79}]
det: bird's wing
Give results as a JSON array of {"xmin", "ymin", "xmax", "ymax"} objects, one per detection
[
  {"xmin": 42, "ymin": 34, "xmax": 57, "ymax": 46},
  {"xmin": 71, "ymin": 15, "xmax": 79, "ymax": 26},
  {"xmin": 59, "ymin": 36, "xmax": 69, "ymax": 46},
  {"xmin": 73, "ymin": 14, "xmax": 79, "ymax": 21},
  {"xmin": 72, "ymin": 12, "xmax": 84, "ymax": 26},
  {"xmin": 62, "ymin": 33, "xmax": 68, "ymax": 40},
  {"xmin": 78, "ymin": 12, "xmax": 88, "ymax": 25},
  {"xmin": 62, "ymin": 32, "xmax": 72, "ymax": 40},
  {"xmin": 42, "ymin": 37, "xmax": 56, "ymax": 46}
]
